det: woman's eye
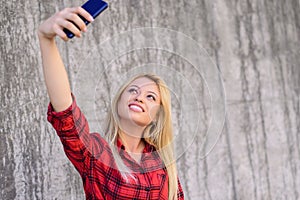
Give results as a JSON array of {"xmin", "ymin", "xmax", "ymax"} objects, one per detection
[
  {"xmin": 147, "ymin": 95, "xmax": 156, "ymax": 101},
  {"xmin": 129, "ymin": 88, "xmax": 138, "ymax": 94}
]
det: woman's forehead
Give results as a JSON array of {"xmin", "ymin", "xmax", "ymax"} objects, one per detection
[{"xmin": 129, "ymin": 77, "xmax": 158, "ymax": 90}]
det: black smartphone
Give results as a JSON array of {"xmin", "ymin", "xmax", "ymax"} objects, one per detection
[{"xmin": 64, "ymin": 0, "xmax": 108, "ymax": 38}]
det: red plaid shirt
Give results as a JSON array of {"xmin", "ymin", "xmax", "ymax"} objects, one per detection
[{"xmin": 47, "ymin": 95, "xmax": 184, "ymax": 200}]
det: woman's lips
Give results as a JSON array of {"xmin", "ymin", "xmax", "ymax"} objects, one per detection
[{"xmin": 128, "ymin": 103, "xmax": 144, "ymax": 112}]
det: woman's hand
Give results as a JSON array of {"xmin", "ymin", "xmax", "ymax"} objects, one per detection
[{"xmin": 38, "ymin": 7, "xmax": 94, "ymax": 41}]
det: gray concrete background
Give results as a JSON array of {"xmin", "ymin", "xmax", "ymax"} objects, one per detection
[{"xmin": 0, "ymin": 0, "xmax": 299, "ymax": 199}]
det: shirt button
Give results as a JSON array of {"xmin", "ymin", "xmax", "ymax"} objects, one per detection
[{"xmin": 145, "ymin": 187, "xmax": 151, "ymax": 191}]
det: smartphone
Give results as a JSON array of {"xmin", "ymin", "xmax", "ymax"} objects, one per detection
[{"xmin": 64, "ymin": 0, "xmax": 108, "ymax": 38}]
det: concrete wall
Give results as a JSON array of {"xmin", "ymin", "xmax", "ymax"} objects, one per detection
[{"xmin": 1, "ymin": 0, "xmax": 299, "ymax": 199}]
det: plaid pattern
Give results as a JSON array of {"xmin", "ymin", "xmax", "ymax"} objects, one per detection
[{"xmin": 47, "ymin": 95, "xmax": 184, "ymax": 200}]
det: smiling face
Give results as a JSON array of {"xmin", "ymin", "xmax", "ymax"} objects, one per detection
[{"xmin": 117, "ymin": 77, "xmax": 161, "ymax": 130}]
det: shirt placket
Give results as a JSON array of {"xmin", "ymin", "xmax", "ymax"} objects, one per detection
[{"xmin": 140, "ymin": 152, "xmax": 155, "ymax": 200}]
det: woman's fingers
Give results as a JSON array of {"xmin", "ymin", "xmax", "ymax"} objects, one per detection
[
  {"xmin": 61, "ymin": 19, "xmax": 82, "ymax": 38},
  {"xmin": 70, "ymin": 7, "xmax": 94, "ymax": 24},
  {"xmin": 62, "ymin": 7, "xmax": 94, "ymax": 37},
  {"xmin": 55, "ymin": 26, "xmax": 69, "ymax": 41},
  {"xmin": 39, "ymin": 6, "xmax": 94, "ymax": 40}
]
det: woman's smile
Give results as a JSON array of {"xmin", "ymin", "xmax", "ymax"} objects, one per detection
[{"xmin": 128, "ymin": 102, "xmax": 144, "ymax": 112}]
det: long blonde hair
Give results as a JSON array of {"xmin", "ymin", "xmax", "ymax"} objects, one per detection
[{"xmin": 104, "ymin": 73, "xmax": 179, "ymax": 200}]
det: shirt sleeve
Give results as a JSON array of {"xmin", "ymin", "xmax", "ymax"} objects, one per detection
[
  {"xmin": 177, "ymin": 177, "xmax": 184, "ymax": 199},
  {"xmin": 47, "ymin": 94, "xmax": 105, "ymax": 176}
]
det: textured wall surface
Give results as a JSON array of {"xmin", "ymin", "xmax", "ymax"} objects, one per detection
[{"xmin": 1, "ymin": 0, "xmax": 299, "ymax": 199}]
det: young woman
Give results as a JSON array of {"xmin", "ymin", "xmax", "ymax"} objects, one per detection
[{"xmin": 38, "ymin": 6, "xmax": 184, "ymax": 200}]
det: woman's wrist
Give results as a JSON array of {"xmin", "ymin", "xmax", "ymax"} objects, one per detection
[{"xmin": 37, "ymin": 29, "xmax": 56, "ymax": 44}]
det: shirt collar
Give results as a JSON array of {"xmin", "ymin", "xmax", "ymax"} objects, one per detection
[
  {"xmin": 116, "ymin": 137, "xmax": 155, "ymax": 153},
  {"xmin": 116, "ymin": 138, "xmax": 126, "ymax": 150}
]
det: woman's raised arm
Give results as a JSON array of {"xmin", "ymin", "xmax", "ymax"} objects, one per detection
[{"xmin": 38, "ymin": 7, "xmax": 93, "ymax": 112}]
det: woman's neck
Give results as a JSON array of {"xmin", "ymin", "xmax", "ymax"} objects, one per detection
[
  {"xmin": 118, "ymin": 131, "xmax": 145, "ymax": 154},
  {"xmin": 118, "ymin": 118, "xmax": 146, "ymax": 153}
]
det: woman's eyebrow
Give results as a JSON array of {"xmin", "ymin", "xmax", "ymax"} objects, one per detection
[
  {"xmin": 147, "ymin": 91, "xmax": 158, "ymax": 97},
  {"xmin": 130, "ymin": 84, "xmax": 158, "ymax": 97},
  {"xmin": 129, "ymin": 84, "xmax": 140, "ymax": 88}
]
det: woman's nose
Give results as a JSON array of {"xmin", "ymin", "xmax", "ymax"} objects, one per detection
[
  {"xmin": 134, "ymin": 93, "xmax": 144, "ymax": 103},
  {"xmin": 135, "ymin": 97, "xmax": 143, "ymax": 103}
]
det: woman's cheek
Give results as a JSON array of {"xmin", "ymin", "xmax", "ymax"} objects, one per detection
[{"xmin": 149, "ymin": 104, "xmax": 161, "ymax": 120}]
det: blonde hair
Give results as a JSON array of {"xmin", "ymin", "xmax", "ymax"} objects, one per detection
[{"xmin": 104, "ymin": 73, "xmax": 179, "ymax": 200}]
